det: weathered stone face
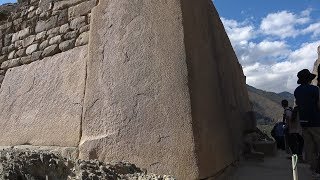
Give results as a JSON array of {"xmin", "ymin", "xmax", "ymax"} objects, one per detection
[
  {"xmin": 312, "ymin": 45, "xmax": 320, "ymax": 86},
  {"xmin": 0, "ymin": 46, "xmax": 87, "ymax": 147},
  {"xmin": 80, "ymin": 0, "xmax": 251, "ymax": 179},
  {"xmin": 0, "ymin": 0, "xmax": 95, "ymax": 72},
  {"xmin": 80, "ymin": 0, "xmax": 198, "ymax": 179},
  {"xmin": 0, "ymin": 0, "xmax": 252, "ymax": 179}
]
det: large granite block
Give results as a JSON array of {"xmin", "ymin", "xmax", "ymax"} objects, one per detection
[
  {"xmin": 80, "ymin": 0, "xmax": 251, "ymax": 179},
  {"xmin": 0, "ymin": 46, "xmax": 87, "ymax": 147},
  {"xmin": 312, "ymin": 46, "xmax": 320, "ymax": 86},
  {"xmin": 80, "ymin": 0, "xmax": 197, "ymax": 179}
]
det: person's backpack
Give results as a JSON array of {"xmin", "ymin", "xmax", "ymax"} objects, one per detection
[{"xmin": 271, "ymin": 122, "xmax": 285, "ymax": 138}]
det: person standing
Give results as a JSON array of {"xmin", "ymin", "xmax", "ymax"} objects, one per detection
[
  {"xmin": 271, "ymin": 120, "xmax": 286, "ymax": 150},
  {"xmin": 294, "ymin": 69, "xmax": 320, "ymax": 172},
  {"xmin": 281, "ymin": 100, "xmax": 304, "ymax": 159}
]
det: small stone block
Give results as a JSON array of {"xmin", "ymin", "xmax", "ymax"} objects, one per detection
[
  {"xmin": 26, "ymin": 44, "xmax": 39, "ymax": 55},
  {"xmin": 39, "ymin": 40, "xmax": 49, "ymax": 50},
  {"xmin": 59, "ymin": 39, "xmax": 75, "ymax": 52},
  {"xmin": 42, "ymin": 44, "xmax": 61, "ymax": 57},
  {"xmin": 75, "ymin": 31, "xmax": 89, "ymax": 46},
  {"xmin": 70, "ymin": 16, "xmax": 86, "ymax": 30},
  {"xmin": 20, "ymin": 56, "xmax": 32, "ymax": 64},
  {"xmin": 31, "ymin": 51, "xmax": 43, "ymax": 61},
  {"xmin": 49, "ymin": 35, "xmax": 62, "ymax": 45}
]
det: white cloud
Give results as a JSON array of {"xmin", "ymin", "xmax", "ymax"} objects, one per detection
[
  {"xmin": 302, "ymin": 22, "xmax": 320, "ymax": 37},
  {"xmin": 234, "ymin": 40, "xmax": 290, "ymax": 66},
  {"xmin": 301, "ymin": 8, "xmax": 312, "ymax": 17},
  {"xmin": 221, "ymin": 18, "xmax": 255, "ymax": 44},
  {"xmin": 260, "ymin": 10, "xmax": 310, "ymax": 39},
  {"xmin": 221, "ymin": 10, "xmax": 320, "ymax": 93},
  {"xmin": 244, "ymin": 41, "xmax": 320, "ymax": 93}
]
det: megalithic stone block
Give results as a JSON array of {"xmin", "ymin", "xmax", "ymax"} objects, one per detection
[
  {"xmin": 0, "ymin": 46, "xmax": 87, "ymax": 147},
  {"xmin": 80, "ymin": 0, "xmax": 252, "ymax": 179},
  {"xmin": 312, "ymin": 45, "xmax": 320, "ymax": 86}
]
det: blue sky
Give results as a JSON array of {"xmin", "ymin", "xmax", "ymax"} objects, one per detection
[
  {"xmin": 0, "ymin": 0, "xmax": 16, "ymax": 4},
  {"xmin": 214, "ymin": 0, "xmax": 320, "ymax": 93}
]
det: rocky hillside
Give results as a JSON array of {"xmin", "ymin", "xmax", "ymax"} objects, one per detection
[{"xmin": 247, "ymin": 85, "xmax": 294, "ymax": 124}]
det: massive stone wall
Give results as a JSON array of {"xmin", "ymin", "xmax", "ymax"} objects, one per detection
[
  {"xmin": 312, "ymin": 46, "xmax": 320, "ymax": 86},
  {"xmin": 0, "ymin": 46, "xmax": 87, "ymax": 147},
  {"xmin": 0, "ymin": 0, "xmax": 253, "ymax": 179},
  {"xmin": 80, "ymin": 0, "xmax": 252, "ymax": 179},
  {"xmin": 0, "ymin": 0, "xmax": 96, "ymax": 87}
]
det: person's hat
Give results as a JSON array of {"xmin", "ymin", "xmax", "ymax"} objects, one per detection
[{"xmin": 297, "ymin": 69, "xmax": 316, "ymax": 84}]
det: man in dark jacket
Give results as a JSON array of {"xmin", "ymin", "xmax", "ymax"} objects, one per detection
[
  {"xmin": 294, "ymin": 69, "xmax": 320, "ymax": 172},
  {"xmin": 271, "ymin": 121, "xmax": 286, "ymax": 150}
]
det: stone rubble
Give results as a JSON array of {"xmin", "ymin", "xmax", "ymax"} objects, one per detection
[{"xmin": 0, "ymin": 148, "xmax": 175, "ymax": 180}]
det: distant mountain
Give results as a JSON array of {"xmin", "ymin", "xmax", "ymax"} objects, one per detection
[{"xmin": 247, "ymin": 85, "xmax": 295, "ymax": 124}]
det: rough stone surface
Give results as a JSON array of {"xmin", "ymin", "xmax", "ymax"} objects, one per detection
[
  {"xmin": 63, "ymin": 30, "xmax": 77, "ymax": 40},
  {"xmin": 80, "ymin": 0, "xmax": 251, "ymax": 179},
  {"xmin": 35, "ymin": 16, "xmax": 58, "ymax": 33},
  {"xmin": 312, "ymin": 45, "xmax": 320, "ymax": 86},
  {"xmin": 53, "ymin": 0, "xmax": 85, "ymax": 11},
  {"xmin": 38, "ymin": 0, "xmax": 54, "ymax": 13},
  {"xmin": 0, "ymin": 0, "xmax": 253, "ymax": 179},
  {"xmin": 12, "ymin": 28, "xmax": 30, "ymax": 42},
  {"xmin": 42, "ymin": 44, "xmax": 60, "ymax": 57},
  {"xmin": 47, "ymin": 27, "xmax": 60, "ymax": 37},
  {"xmin": 8, "ymin": 50, "xmax": 15, "ymax": 59},
  {"xmin": 68, "ymin": 0, "xmax": 96, "ymax": 19},
  {"xmin": 79, "ymin": 24, "xmax": 89, "ymax": 33},
  {"xmin": 57, "ymin": 9, "xmax": 68, "ymax": 26},
  {"xmin": 0, "ymin": 58, "xmax": 21, "ymax": 69},
  {"xmin": 180, "ymin": 0, "xmax": 252, "ymax": 178},
  {"xmin": 70, "ymin": 16, "xmax": 86, "ymax": 30},
  {"xmin": 39, "ymin": 39, "xmax": 49, "ymax": 50},
  {"xmin": 15, "ymin": 48, "xmax": 25, "ymax": 58},
  {"xmin": 31, "ymin": 51, "xmax": 42, "ymax": 61},
  {"xmin": 35, "ymin": 31, "xmax": 46, "ymax": 40},
  {"xmin": 0, "ymin": 55, "xmax": 7, "ymax": 64},
  {"xmin": 14, "ymin": 40, "xmax": 23, "ymax": 49},
  {"xmin": 0, "ymin": 148, "xmax": 175, "ymax": 180},
  {"xmin": 0, "ymin": 46, "xmax": 87, "ymax": 147},
  {"xmin": 75, "ymin": 31, "xmax": 88, "ymax": 46},
  {"xmin": 20, "ymin": 55, "xmax": 32, "ymax": 64},
  {"xmin": 60, "ymin": 23, "xmax": 70, "ymax": 34},
  {"xmin": 59, "ymin": 39, "xmax": 75, "ymax": 52},
  {"xmin": 48, "ymin": 35, "xmax": 62, "ymax": 45},
  {"xmin": 26, "ymin": 43, "xmax": 38, "ymax": 55},
  {"xmin": 23, "ymin": 35, "xmax": 36, "ymax": 47},
  {"xmin": 81, "ymin": 0, "xmax": 197, "ymax": 179},
  {"xmin": 0, "ymin": 75, "xmax": 4, "ymax": 83}
]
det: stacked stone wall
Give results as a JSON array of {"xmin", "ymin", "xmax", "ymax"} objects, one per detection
[{"xmin": 0, "ymin": 0, "xmax": 97, "ymax": 86}]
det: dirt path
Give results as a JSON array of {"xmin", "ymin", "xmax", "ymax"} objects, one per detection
[{"xmin": 230, "ymin": 151, "xmax": 314, "ymax": 180}]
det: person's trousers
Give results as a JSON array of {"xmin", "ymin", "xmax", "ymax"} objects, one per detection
[
  {"xmin": 302, "ymin": 128, "xmax": 320, "ymax": 172},
  {"xmin": 288, "ymin": 133, "xmax": 304, "ymax": 156},
  {"xmin": 275, "ymin": 136, "xmax": 285, "ymax": 150}
]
